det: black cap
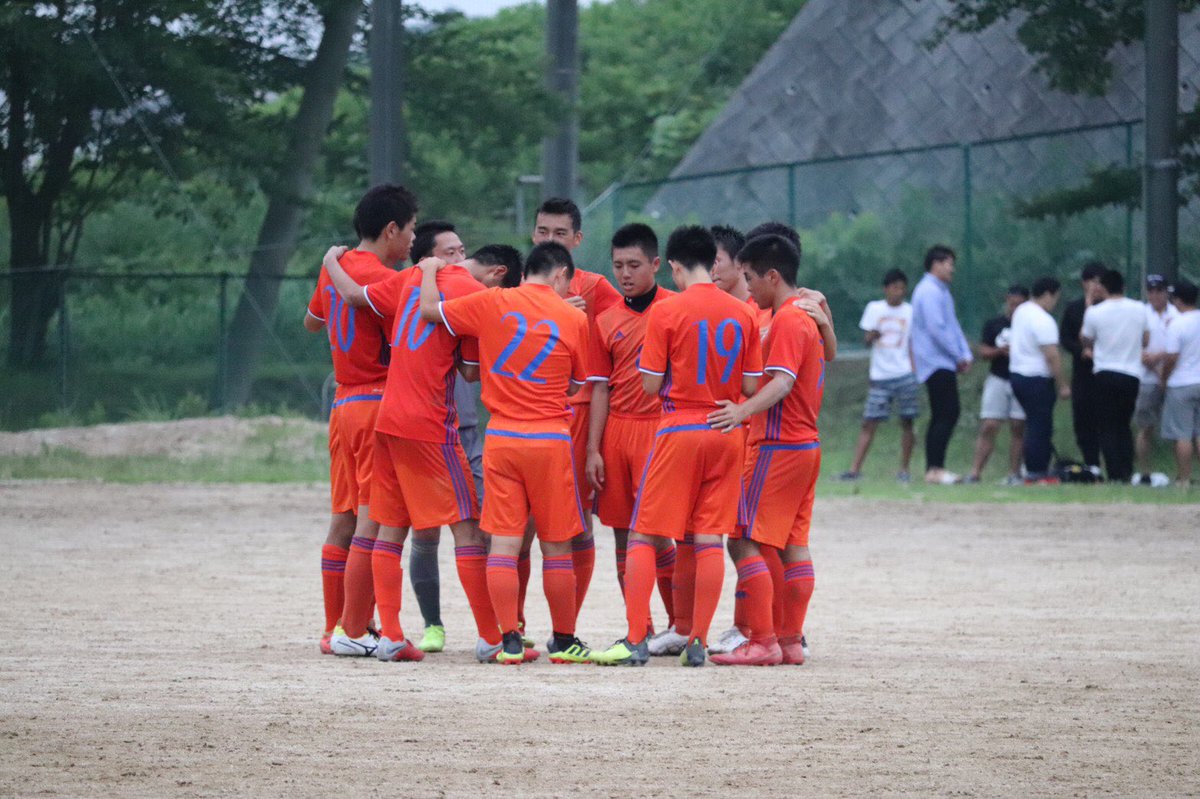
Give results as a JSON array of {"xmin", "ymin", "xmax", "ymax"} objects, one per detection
[{"xmin": 1146, "ymin": 274, "xmax": 1168, "ymax": 289}]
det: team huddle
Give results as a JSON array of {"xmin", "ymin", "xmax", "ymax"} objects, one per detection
[{"xmin": 305, "ymin": 185, "xmax": 835, "ymax": 667}]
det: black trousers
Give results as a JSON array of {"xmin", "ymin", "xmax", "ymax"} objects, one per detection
[
  {"xmin": 923, "ymin": 369, "xmax": 960, "ymax": 470},
  {"xmin": 1011, "ymin": 374, "xmax": 1056, "ymax": 478},
  {"xmin": 1071, "ymin": 367, "xmax": 1101, "ymax": 467},
  {"xmin": 1093, "ymin": 370, "xmax": 1139, "ymax": 482}
]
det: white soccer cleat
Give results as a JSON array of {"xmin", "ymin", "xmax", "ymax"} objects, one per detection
[
  {"xmin": 707, "ymin": 627, "xmax": 748, "ymax": 655},
  {"xmin": 1149, "ymin": 472, "xmax": 1171, "ymax": 488},
  {"xmin": 647, "ymin": 626, "xmax": 688, "ymax": 656},
  {"xmin": 329, "ymin": 626, "xmax": 378, "ymax": 657},
  {"xmin": 800, "ymin": 634, "xmax": 811, "ymax": 660}
]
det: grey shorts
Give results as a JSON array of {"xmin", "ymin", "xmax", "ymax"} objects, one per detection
[
  {"xmin": 1134, "ymin": 382, "xmax": 1166, "ymax": 429},
  {"xmin": 458, "ymin": 424, "xmax": 485, "ymax": 501},
  {"xmin": 864, "ymin": 374, "xmax": 920, "ymax": 421},
  {"xmin": 1160, "ymin": 384, "xmax": 1200, "ymax": 441},
  {"xmin": 980, "ymin": 374, "xmax": 1026, "ymax": 421}
]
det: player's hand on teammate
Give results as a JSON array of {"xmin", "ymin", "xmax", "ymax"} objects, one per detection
[
  {"xmin": 795, "ymin": 297, "xmax": 829, "ymax": 329},
  {"xmin": 707, "ymin": 399, "xmax": 747, "ymax": 432},
  {"xmin": 417, "ymin": 256, "xmax": 448, "ymax": 273},
  {"xmin": 586, "ymin": 450, "xmax": 605, "ymax": 492},
  {"xmin": 565, "ymin": 295, "xmax": 587, "ymax": 312},
  {"xmin": 323, "ymin": 245, "xmax": 349, "ymax": 266}
]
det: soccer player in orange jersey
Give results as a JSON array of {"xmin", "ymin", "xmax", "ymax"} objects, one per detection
[
  {"xmin": 711, "ymin": 225, "xmax": 771, "ymax": 334},
  {"xmin": 416, "ymin": 242, "xmax": 595, "ymax": 665},
  {"xmin": 530, "ymin": 198, "xmax": 621, "ymax": 626},
  {"xmin": 303, "ymin": 184, "xmax": 415, "ymax": 656},
  {"xmin": 583, "ymin": 223, "xmax": 684, "ymax": 655},
  {"xmin": 706, "ymin": 234, "xmax": 827, "ymax": 666},
  {"xmin": 593, "ymin": 226, "xmax": 763, "ymax": 667}
]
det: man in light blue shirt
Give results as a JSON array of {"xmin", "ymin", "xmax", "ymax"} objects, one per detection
[{"xmin": 910, "ymin": 244, "xmax": 972, "ymax": 483}]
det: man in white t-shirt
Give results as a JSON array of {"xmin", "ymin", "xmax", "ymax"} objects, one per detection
[
  {"xmin": 1160, "ymin": 280, "xmax": 1200, "ymax": 485},
  {"xmin": 1009, "ymin": 277, "xmax": 1070, "ymax": 483},
  {"xmin": 1080, "ymin": 269, "xmax": 1150, "ymax": 482},
  {"xmin": 1133, "ymin": 274, "xmax": 1180, "ymax": 484},
  {"xmin": 841, "ymin": 269, "xmax": 917, "ymax": 482}
]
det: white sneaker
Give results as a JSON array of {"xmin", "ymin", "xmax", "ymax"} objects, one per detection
[
  {"xmin": 330, "ymin": 626, "xmax": 378, "ymax": 657},
  {"xmin": 647, "ymin": 626, "xmax": 688, "ymax": 656},
  {"xmin": 1149, "ymin": 472, "xmax": 1171, "ymax": 488},
  {"xmin": 800, "ymin": 634, "xmax": 811, "ymax": 660},
  {"xmin": 707, "ymin": 627, "xmax": 748, "ymax": 655}
]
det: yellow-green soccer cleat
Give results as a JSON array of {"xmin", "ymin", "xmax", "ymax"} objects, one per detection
[
  {"xmin": 592, "ymin": 637, "xmax": 649, "ymax": 667},
  {"xmin": 547, "ymin": 634, "xmax": 596, "ymax": 664},
  {"xmin": 417, "ymin": 625, "xmax": 445, "ymax": 653}
]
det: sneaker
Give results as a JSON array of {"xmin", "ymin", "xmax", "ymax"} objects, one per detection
[
  {"xmin": 418, "ymin": 625, "xmax": 445, "ymax": 653},
  {"xmin": 497, "ymin": 630, "xmax": 528, "ymax": 665},
  {"xmin": 1149, "ymin": 472, "xmax": 1171, "ymax": 488},
  {"xmin": 375, "ymin": 636, "xmax": 425, "ymax": 663},
  {"xmin": 329, "ymin": 626, "xmax": 378, "ymax": 657},
  {"xmin": 837, "ymin": 470, "xmax": 861, "ymax": 482},
  {"xmin": 1023, "ymin": 475, "xmax": 1061, "ymax": 486},
  {"xmin": 547, "ymin": 635, "xmax": 595, "ymax": 664},
  {"xmin": 1131, "ymin": 473, "xmax": 1150, "ymax": 486},
  {"xmin": 591, "ymin": 637, "xmax": 649, "ymax": 667},
  {"xmin": 647, "ymin": 626, "xmax": 688, "ymax": 656},
  {"xmin": 1086, "ymin": 465, "xmax": 1103, "ymax": 479},
  {"xmin": 1000, "ymin": 473, "xmax": 1023, "ymax": 487},
  {"xmin": 925, "ymin": 470, "xmax": 961, "ymax": 485},
  {"xmin": 319, "ymin": 632, "xmax": 334, "ymax": 655},
  {"xmin": 680, "ymin": 637, "xmax": 707, "ymax": 667},
  {"xmin": 963, "ymin": 475, "xmax": 981, "ymax": 484},
  {"xmin": 710, "ymin": 637, "xmax": 783, "ymax": 666},
  {"xmin": 707, "ymin": 627, "xmax": 748, "ymax": 655},
  {"xmin": 780, "ymin": 634, "xmax": 806, "ymax": 665},
  {"xmin": 476, "ymin": 637, "xmax": 539, "ymax": 664},
  {"xmin": 800, "ymin": 634, "xmax": 810, "ymax": 660},
  {"xmin": 896, "ymin": 470, "xmax": 911, "ymax": 484}
]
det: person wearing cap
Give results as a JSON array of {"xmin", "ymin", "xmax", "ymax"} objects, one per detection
[
  {"xmin": 1133, "ymin": 273, "xmax": 1180, "ymax": 485},
  {"xmin": 1160, "ymin": 279, "xmax": 1200, "ymax": 486},
  {"xmin": 967, "ymin": 285, "xmax": 1029, "ymax": 484},
  {"xmin": 1060, "ymin": 262, "xmax": 1105, "ymax": 472},
  {"xmin": 1080, "ymin": 269, "xmax": 1150, "ymax": 482}
]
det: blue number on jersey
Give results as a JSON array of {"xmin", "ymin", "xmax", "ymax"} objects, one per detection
[
  {"xmin": 325, "ymin": 285, "xmax": 356, "ymax": 353},
  {"xmin": 394, "ymin": 288, "xmax": 436, "ymax": 351},
  {"xmin": 492, "ymin": 312, "xmax": 560, "ymax": 384},
  {"xmin": 694, "ymin": 318, "xmax": 743, "ymax": 384}
]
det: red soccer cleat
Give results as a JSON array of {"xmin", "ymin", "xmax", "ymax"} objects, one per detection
[
  {"xmin": 319, "ymin": 632, "xmax": 334, "ymax": 655},
  {"xmin": 375, "ymin": 637, "xmax": 426, "ymax": 662},
  {"xmin": 710, "ymin": 636, "xmax": 784, "ymax": 666},
  {"xmin": 779, "ymin": 635, "xmax": 805, "ymax": 665}
]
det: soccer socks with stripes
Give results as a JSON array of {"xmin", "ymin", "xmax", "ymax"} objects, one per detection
[
  {"xmin": 762, "ymin": 545, "xmax": 786, "ymax": 635},
  {"xmin": 340, "ymin": 536, "xmax": 376, "ymax": 637},
  {"xmin": 623, "ymin": 540, "xmax": 657, "ymax": 643},
  {"xmin": 690, "ymin": 542, "xmax": 726, "ymax": 647},
  {"xmin": 455, "ymin": 546, "xmax": 500, "ymax": 646},
  {"xmin": 372, "ymin": 540, "xmax": 405, "ymax": 642},
  {"xmin": 320, "ymin": 544, "xmax": 348, "ymax": 634},
  {"xmin": 516, "ymin": 550, "xmax": 531, "ymax": 630},
  {"xmin": 671, "ymin": 535, "xmax": 695, "ymax": 638},
  {"xmin": 735, "ymin": 555, "xmax": 774, "ymax": 640},
  {"xmin": 782, "ymin": 560, "xmax": 815, "ymax": 639},
  {"xmin": 409, "ymin": 534, "xmax": 442, "ymax": 627},
  {"xmin": 542, "ymin": 554, "xmax": 577, "ymax": 637},
  {"xmin": 571, "ymin": 533, "xmax": 595, "ymax": 620},
  {"xmin": 486, "ymin": 554, "xmax": 521, "ymax": 634},
  {"xmin": 655, "ymin": 544, "xmax": 676, "ymax": 628}
]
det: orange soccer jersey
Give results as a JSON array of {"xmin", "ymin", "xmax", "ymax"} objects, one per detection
[{"xmin": 567, "ymin": 269, "xmax": 622, "ymax": 407}]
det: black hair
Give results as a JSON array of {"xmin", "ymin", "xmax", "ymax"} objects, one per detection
[
  {"xmin": 536, "ymin": 197, "xmax": 582, "ymax": 233},
  {"xmin": 737, "ymin": 234, "xmax": 801, "ymax": 287},
  {"xmin": 524, "ymin": 241, "xmax": 575, "ymax": 279},
  {"xmin": 1080, "ymin": 261, "xmax": 1106, "ymax": 282},
  {"xmin": 883, "ymin": 268, "xmax": 908, "ymax": 287},
  {"xmin": 1007, "ymin": 284, "xmax": 1030, "ymax": 299},
  {"xmin": 665, "ymin": 226, "xmax": 718, "ymax": 271},
  {"xmin": 746, "ymin": 221, "xmax": 801, "ymax": 250},
  {"xmin": 410, "ymin": 220, "xmax": 457, "ymax": 263},
  {"xmin": 710, "ymin": 225, "xmax": 746, "ymax": 260},
  {"xmin": 470, "ymin": 244, "xmax": 523, "ymax": 289},
  {"xmin": 353, "ymin": 184, "xmax": 419, "ymax": 240},
  {"xmin": 611, "ymin": 223, "xmax": 659, "ymax": 261},
  {"xmin": 1031, "ymin": 276, "xmax": 1061, "ymax": 298},
  {"xmin": 1099, "ymin": 269, "xmax": 1125, "ymax": 295},
  {"xmin": 1171, "ymin": 279, "xmax": 1198, "ymax": 306},
  {"xmin": 924, "ymin": 244, "xmax": 956, "ymax": 272}
]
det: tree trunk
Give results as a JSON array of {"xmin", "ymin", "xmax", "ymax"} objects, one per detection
[
  {"xmin": 6, "ymin": 200, "xmax": 62, "ymax": 368},
  {"xmin": 222, "ymin": 1, "xmax": 362, "ymax": 408}
]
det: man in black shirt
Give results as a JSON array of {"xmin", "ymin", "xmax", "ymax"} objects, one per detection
[
  {"xmin": 1060, "ymin": 262, "xmax": 1105, "ymax": 471},
  {"xmin": 968, "ymin": 285, "xmax": 1029, "ymax": 483}
]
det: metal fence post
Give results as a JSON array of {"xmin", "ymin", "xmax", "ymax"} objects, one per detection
[
  {"xmin": 217, "ymin": 272, "xmax": 229, "ymax": 412},
  {"xmin": 786, "ymin": 164, "xmax": 797, "ymax": 228},
  {"xmin": 58, "ymin": 277, "xmax": 69, "ymax": 412},
  {"xmin": 1125, "ymin": 121, "xmax": 1136, "ymax": 289},
  {"xmin": 612, "ymin": 184, "xmax": 624, "ymax": 234},
  {"xmin": 961, "ymin": 143, "xmax": 974, "ymax": 316}
]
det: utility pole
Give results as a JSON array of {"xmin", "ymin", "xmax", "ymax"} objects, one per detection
[
  {"xmin": 1145, "ymin": 0, "xmax": 1179, "ymax": 282},
  {"xmin": 542, "ymin": 0, "xmax": 579, "ymax": 200},
  {"xmin": 370, "ymin": 0, "xmax": 407, "ymax": 184}
]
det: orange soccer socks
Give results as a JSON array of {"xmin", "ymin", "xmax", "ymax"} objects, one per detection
[
  {"xmin": 690, "ymin": 542, "xmax": 726, "ymax": 647},
  {"xmin": 371, "ymin": 540, "xmax": 405, "ymax": 642},
  {"xmin": 487, "ymin": 554, "xmax": 521, "ymax": 633},
  {"xmin": 734, "ymin": 555, "xmax": 775, "ymax": 641},
  {"xmin": 571, "ymin": 534, "xmax": 595, "ymax": 620},
  {"xmin": 340, "ymin": 535, "xmax": 376, "ymax": 638},
  {"xmin": 655, "ymin": 543, "xmax": 676, "ymax": 627},
  {"xmin": 762, "ymin": 545, "xmax": 786, "ymax": 635},
  {"xmin": 671, "ymin": 534, "xmax": 695, "ymax": 638},
  {"xmin": 623, "ymin": 540, "xmax": 657, "ymax": 643},
  {"xmin": 782, "ymin": 560, "xmax": 815, "ymax": 639},
  {"xmin": 543, "ymin": 554, "xmax": 577, "ymax": 636},
  {"xmin": 320, "ymin": 544, "xmax": 348, "ymax": 634},
  {"xmin": 456, "ymin": 545, "xmax": 500, "ymax": 645}
]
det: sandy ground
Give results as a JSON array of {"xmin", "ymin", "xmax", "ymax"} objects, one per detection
[{"xmin": 0, "ymin": 481, "xmax": 1197, "ymax": 798}]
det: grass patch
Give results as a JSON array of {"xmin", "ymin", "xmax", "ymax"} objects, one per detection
[{"xmin": 0, "ymin": 447, "xmax": 324, "ymax": 484}]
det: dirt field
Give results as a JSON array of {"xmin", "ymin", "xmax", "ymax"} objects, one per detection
[{"xmin": 1, "ymin": 481, "xmax": 1197, "ymax": 798}]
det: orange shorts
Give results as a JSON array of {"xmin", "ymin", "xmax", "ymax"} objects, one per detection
[
  {"xmin": 327, "ymin": 388, "xmax": 384, "ymax": 513},
  {"xmin": 482, "ymin": 428, "xmax": 586, "ymax": 542},
  {"xmin": 569, "ymin": 402, "xmax": 594, "ymax": 506},
  {"xmin": 595, "ymin": 414, "xmax": 658, "ymax": 530},
  {"xmin": 734, "ymin": 442, "xmax": 821, "ymax": 549},
  {"xmin": 370, "ymin": 432, "xmax": 478, "ymax": 529},
  {"xmin": 629, "ymin": 416, "xmax": 745, "ymax": 540}
]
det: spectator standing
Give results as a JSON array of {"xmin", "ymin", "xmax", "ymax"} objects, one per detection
[
  {"xmin": 1060, "ymin": 262, "xmax": 1105, "ymax": 472},
  {"xmin": 1161, "ymin": 280, "xmax": 1200, "ymax": 486},
  {"xmin": 967, "ymin": 285, "xmax": 1029, "ymax": 485},
  {"xmin": 1133, "ymin": 274, "xmax": 1180, "ymax": 485},
  {"xmin": 910, "ymin": 245, "xmax": 972, "ymax": 484},
  {"xmin": 1008, "ymin": 278, "xmax": 1070, "ymax": 484},
  {"xmin": 1080, "ymin": 270, "xmax": 1149, "ymax": 482}
]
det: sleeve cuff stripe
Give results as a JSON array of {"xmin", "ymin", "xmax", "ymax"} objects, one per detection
[
  {"xmin": 307, "ymin": 311, "xmax": 325, "ymax": 321},
  {"xmin": 363, "ymin": 287, "xmax": 384, "ymax": 318},
  {"xmin": 438, "ymin": 303, "xmax": 456, "ymax": 336},
  {"xmin": 744, "ymin": 370, "xmax": 764, "ymax": 377},
  {"xmin": 586, "ymin": 376, "xmax": 609, "ymax": 382},
  {"xmin": 461, "ymin": 359, "xmax": 480, "ymax": 366},
  {"xmin": 765, "ymin": 366, "xmax": 797, "ymax": 379},
  {"xmin": 638, "ymin": 367, "xmax": 666, "ymax": 376}
]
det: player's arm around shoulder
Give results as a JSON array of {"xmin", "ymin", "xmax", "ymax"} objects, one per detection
[{"xmin": 320, "ymin": 245, "xmax": 371, "ymax": 307}]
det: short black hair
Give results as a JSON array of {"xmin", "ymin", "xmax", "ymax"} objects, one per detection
[
  {"xmin": 353, "ymin": 184, "xmax": 419, "ymax": 240},
  {"xmin": 536, "ymin": 197, "xmax": 582, "ymax": 233},
  {"xmin": 710, "ymin": 225, "xmax": 746, "ymax": 260},
  {"xmin": 611, "ymin": 223, "xmax": 659, "ymax": 261},
  {"xmin": 1007, "ymin": 284, "xmax": 1030, "ymax": 299},
  {"xmin": 411, "ymin": 220, "xmax": 456, "ymax": 263},
  {"xmin": 737, "ymin": 234, "xmax": 801, "ymax": 287},
  {"xmin": 1171, "ymin": 279, "xmax": 1198, "ymax": 306},
  {"xmin": 883, "ymin": 268, "xmax": 908, "ymax": 287},
  {"xmin": 1080, "ymin": 261, "xmax": 1106, "ymax": 281},
  {"xmin": 524, "ymin": 241, "xmax": 574, "ymax": 279},
  {"xmin": 470, "ymin": 244, "xmax": 523, "ymax": 289},
  {"xmin": 665, "ymin": 226, "xmax": 717, "ymax": 271},
  {"xmin": 924, "ymin": 244, "xmax": 956, "ymax": 272},
  {"xmin": 746, "ymin": 221, "xmax": 800, "ymax": 249},
  {"xmin": 1031, "ymin": 276, "xmax": 1061, "ymax": 298},
  {"xmin": 1099, "ymin": 268, "xmax": 1125, "ymax": 295}
]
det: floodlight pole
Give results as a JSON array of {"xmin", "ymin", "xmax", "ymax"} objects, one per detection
[
  {"xmin": 542, "ymin": 0, "xmax": 579, "ymax": 200},
  {"xmin": 370, "ymin": 0, "xmax": 407, "ymax": 184},
  {"xmin": 1145, "ymin": 0, "xmax": 1179, "ymax": 282}
]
